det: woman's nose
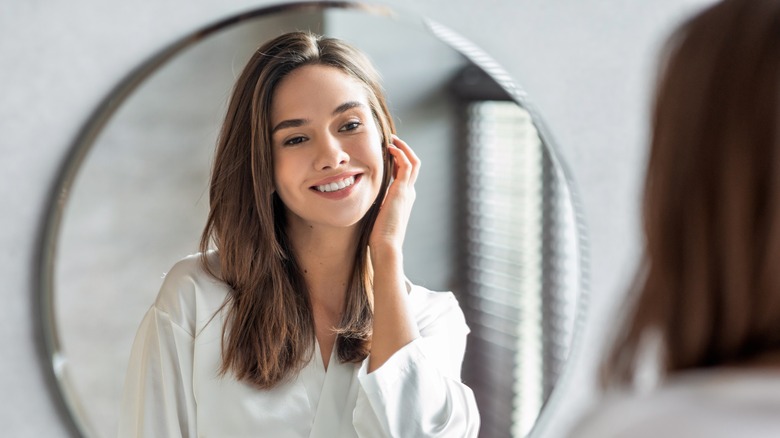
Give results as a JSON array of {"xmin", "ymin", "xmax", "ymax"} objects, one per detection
[{"xmin": 315, "ymin": 135, "xmax": 349, "ymax": 170}]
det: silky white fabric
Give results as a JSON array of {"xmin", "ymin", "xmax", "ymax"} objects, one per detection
[
  {"xmin": 570, "ymin": 369, "xmax": 780, "ymax": 438},
  {"xmin": 118, "ymin": 252, "xmax": 479, "ymax": 437}
]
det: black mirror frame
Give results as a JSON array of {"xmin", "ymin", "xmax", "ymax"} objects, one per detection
[{"xmin": 34, "ymin": 2, "xmax": 589, "ymax": 436}]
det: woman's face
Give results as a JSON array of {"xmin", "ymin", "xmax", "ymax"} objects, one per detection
[{"xmin": 270, "ymin": 64, "xmax": 385, "ymax": 231}]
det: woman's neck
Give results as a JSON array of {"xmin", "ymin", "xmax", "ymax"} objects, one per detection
[{"xmin": 287, "ymin": 220, "xmax": 360, "ymax": 314}]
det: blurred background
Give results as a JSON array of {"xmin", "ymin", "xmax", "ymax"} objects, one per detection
[{"xmin": 0, "ymin": 0, "xmax": 716, "ymax": 437}]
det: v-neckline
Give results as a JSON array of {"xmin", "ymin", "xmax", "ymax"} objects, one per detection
[
  {"xmin": 314, "ymin": 337, "xmax": 336, "ymax": 372},
  {"xmin": 306, "ymin": 338, "xmax": 360, "ymax": 438}
]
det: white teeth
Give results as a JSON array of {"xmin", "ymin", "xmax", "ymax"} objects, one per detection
[{"xmin": 316, "ymin": 176, "xmax": 356, "ymax": 193}]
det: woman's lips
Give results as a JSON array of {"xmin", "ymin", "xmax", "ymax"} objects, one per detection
[{"xmin": 310, "ymin": 171, "xmax": 362, "ymax": 187}]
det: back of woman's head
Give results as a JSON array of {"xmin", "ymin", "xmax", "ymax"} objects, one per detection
[{"xmin": 606, "ymin": 0, "xmax": 780, "ymax": 385}]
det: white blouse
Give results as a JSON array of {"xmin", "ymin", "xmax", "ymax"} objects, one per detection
[{"xmin": 118, "ymin": 253, "xmax": 480, "ymax": 437}]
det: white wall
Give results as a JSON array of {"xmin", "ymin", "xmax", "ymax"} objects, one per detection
[{"xmin": 0, "ymin": 0, "xmax": 715, "ymax": 436}]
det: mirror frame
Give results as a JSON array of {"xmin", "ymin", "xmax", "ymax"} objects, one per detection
[{"xmin": 35, "ymin": 2, "xmax": 590, "ymax": 436}]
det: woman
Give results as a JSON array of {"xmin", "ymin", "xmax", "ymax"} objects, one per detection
[
  {"xmin": 119, "ymin": 32, "xmax": 479, "ymax": 437},
  {"xmin": 573, "ymin": 0, "xmax": 780, "ymax": 436}
]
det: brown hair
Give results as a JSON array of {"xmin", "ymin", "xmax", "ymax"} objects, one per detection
[
  {"xmin": 199, "ymin": 32, "xmax": 395, "ymax": 389},
  {"xmin": 604, "ymin": 0, "xmax": 780, "ymax": 386}
]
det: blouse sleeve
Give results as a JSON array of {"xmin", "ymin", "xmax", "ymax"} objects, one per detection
[
  {"xmin": 117, "ymin": 305, "xmax": 197, "ymax": 438},
  {"xmin": 352, "ymin": 292, "xmax": 480, "ymax": 437}
]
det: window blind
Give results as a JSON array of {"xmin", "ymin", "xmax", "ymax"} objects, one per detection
[{"xmin": 458, "ymin": 101, "xmax": 572, "ymax": 438}]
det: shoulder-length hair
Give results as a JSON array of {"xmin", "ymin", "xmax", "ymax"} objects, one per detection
[
  {"xmin": 199, "ymin": 31, "xmax": 394, "ymax": 389},
  {"xmin": 604, "ymin": 0, "xmax": 780, "ymax": 386}
]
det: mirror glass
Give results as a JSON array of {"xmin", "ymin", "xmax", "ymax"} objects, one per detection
[{"xmin": 45, "ymin": 3, "xmax": 585, "ymax": 437}]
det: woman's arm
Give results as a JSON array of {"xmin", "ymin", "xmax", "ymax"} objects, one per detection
[
  {"xmin": 354, "ymin": 291, "xmax": 480, "ymax": 437},
  {"xmin": 118, "ymin": 261, "xmax": 198, "ymax": 438},
  {"xmin": 360, "ymin": 136, "xmax": 480, "ymax": 437},
  {"xmin": 118, "ymin": 306, "xmax": 197, "ymax": 438},
  {"xmin": 366, "ymin": 246, "xmax": 419, "ymax": 373},
  {"xmin": 367, "ymin": 135, "xmax": 422, "ymax": 373}
]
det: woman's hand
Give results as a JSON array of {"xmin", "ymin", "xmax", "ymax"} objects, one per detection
[{"xmin": 369, "ymin": 135, "xmax": 421, "ymax": 255}]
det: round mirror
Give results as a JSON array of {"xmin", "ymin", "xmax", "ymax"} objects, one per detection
[{"xmin": 39, "ymin": 2, "xmax": 586, "ymax": 437}]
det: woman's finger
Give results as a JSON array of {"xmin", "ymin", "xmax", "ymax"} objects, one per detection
[
  {"xmin": 391, "ymin": 135, "xmax": 420, "ymax": 166},
  {"xmin": 388, "ymin": 144, "xmax": 412, "ymax": 184},
  {"xmin": 387, "ymin": 147, "xmax": 411, "ymax": 189},
  {"xmin": 391, "ymin": 135, "xmax": 421, "ymax": 185}
]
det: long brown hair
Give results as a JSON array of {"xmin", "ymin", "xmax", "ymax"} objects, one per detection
[
  {"xmin": 200, "ymin": 32, "xmax": 395, "ymax": 389},
  {"xmin": 604, "ymin": 0, "xmax": 780, "ymax": 386}
]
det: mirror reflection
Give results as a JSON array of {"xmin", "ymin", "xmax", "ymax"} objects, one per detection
[{"xmin": 51, "ymin": 4, "xmax": 583, "ymax": 437}]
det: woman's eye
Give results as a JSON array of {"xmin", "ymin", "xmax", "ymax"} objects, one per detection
[
  {"xmin": 284, "ymin": 136, "xmax": 307, "ymax": 146},
  {"xmin": 340, "ymin": 121, "xmax": 362, "ymax": 132}
]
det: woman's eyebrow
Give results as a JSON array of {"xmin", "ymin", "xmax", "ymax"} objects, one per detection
[
  {"xmin": 333, "ymin": 101, "xmax": 366, "ymax": 115},
  {"xmin": 272, "ymin": 118, "xmax": 309, "ymax": 134}
]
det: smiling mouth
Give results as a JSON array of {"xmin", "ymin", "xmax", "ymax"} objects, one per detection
[{"xmin": 313, "ymin": 175, "xmax": 358, "ymax": 193}]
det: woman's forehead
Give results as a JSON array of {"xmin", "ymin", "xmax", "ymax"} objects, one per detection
[{"xmin": 271, "ymin": 65, "xmax": 370, "ymax": 119}]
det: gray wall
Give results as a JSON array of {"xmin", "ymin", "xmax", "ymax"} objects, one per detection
[{"xmin": 0, "ymin": 0, "xmax": 716, "ymax": 437}]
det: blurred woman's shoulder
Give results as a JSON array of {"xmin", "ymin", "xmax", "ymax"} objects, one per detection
[{"xmin": 571, "ymin": 369, "xmax": 780, "ymax": 438}]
